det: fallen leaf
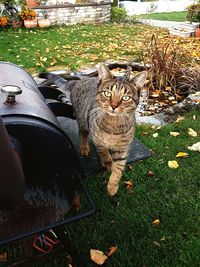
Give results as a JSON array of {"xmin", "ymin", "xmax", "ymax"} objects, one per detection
[
  {"xmin": 188, "ymin": 128, "xmax": 198, "ymax": 137},
  {"xmin": 73, "ymin": 193, "xmax": 81, "ymax": 211},
  {"xmin": 152, "ymin": 219, "xmax": 160, "ymax": 225},
  {"xmin": 50, "ymin": 57, "xmax": 57, "ymax": 66},
  {"xmin": 0, "ymin": 253, "xmax": 7, "ymax": 262},
  {"xmin": 90, "ymin": 249, "xmax": 108, "ymax": 265},
  {"xmin": 187, "ymin": 142, "xmax": 200, "ymax": 152},
  {"xmin": 152, "ymin": 133, "xmax": 159, "ymax": 138},
  {"xmin": 175, "ymin": 116, "xmax": 185, "ymax": 123},
  {"xmin": 170, "ymin": 132, "xmax": 180, "ymax": 137},
  {"xmin": 152, "ymin": 241, "xmax": 161, "ymax": 247},
  {"xmin": 147, "ymin": 170, "xmax": 155, "ymax": 176},
  {"xmin": 127, "ymin": 164, "xmax": 132, "ymax": 171},
  {"xmin": 168, "ymin": 160, "xmax": 179, "ymax": 169},
  {"xmin": 106, "ymin": 246, "xmax": 118, "ymax": 257},
  {"xmin": 124, "ymin": 180, "xmax": 133, "ymax": 192},
  {"xmin": 176, "ymin": 152, "xmax": 188, "ymax": 158},
  {"xmin": 40, "ymin": 56, "xmax": 48, "ymax": 62}
]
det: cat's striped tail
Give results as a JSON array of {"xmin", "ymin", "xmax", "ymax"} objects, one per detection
[{"xmin": 38, "ymin": 72, "xmax": 70, "ymax": 91}]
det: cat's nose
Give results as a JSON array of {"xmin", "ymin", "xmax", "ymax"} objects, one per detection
[{"xmin": 111, "ymin": 104, "xmax": 117, "ymax": 111}]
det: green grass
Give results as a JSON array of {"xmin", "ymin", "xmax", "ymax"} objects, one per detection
[
  {"xmin": 30, "ymin": 109, "xmax": 199, "ymax": 267},
  {"xmin": 63, "ymin": 109, "xmax": 200, "ymax": 267},
  {"xmin": 137, "ymin": 11, "xmax": 187, "ymax": 21},
  {"xmin": 0, "ymin": 24, "xmax": 147, "ymax": 74}
]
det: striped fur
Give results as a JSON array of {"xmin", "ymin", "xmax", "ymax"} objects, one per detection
[{"xmin": 39, "ymin": 64, "xmax": 147, "ymax": 196}]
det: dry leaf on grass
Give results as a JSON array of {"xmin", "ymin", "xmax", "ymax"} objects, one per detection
[
  {"xmin": 106, "ymin": 246, "xmax": 118, "ymax": 257},
  {"xmin": 170, "ymin": 132, "xmax": 180, "ymax": 137},
  {"xmin": 176, "ymin": 152, "xmax": 188, "ymax": 158},
  {"xmin": 152, "ymin": 241, "xmax": 161, "ymax": 247},
  {"xmin": 152, "ymin": 219, "xmax": 160, "ymax": 225},
  {"xmin": 152, "ymin": 133, "xmax": 159, "ymax": 138},
  {"xmin": 175, "ymin": 116, "xmax": 185, "ymax": 123},
  {"xmin": 124, "ymin": 180, "xmax": 133, "ymax": 192},
  {"xmin": 187, "ymin": 142, "xmax": 200, "ymax": 152},
  {"xmin": 188, "ymin": 128, "xmax": 198, "ymax": 137},
  {"xmin": 90, "ymin": 249, "xmax": 108, "ymax": 265},
  {"xmin": 147, "ymin": 170, "xmax": 155, "ymax": 176},
  {"xmin": 168, "ymin": 160, "xmax": 179, "ymax": 169},
  {"xmin": 127, "ymin": 164, "xmax": 132, "ymax": 171}
]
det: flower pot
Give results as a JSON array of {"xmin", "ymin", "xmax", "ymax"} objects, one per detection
[
  {"xmin": 26, "ymin": 0, "xmax": 39, "ymax": 7},
  {"xmin": 195, "ymin": 27, "xmax": 200, "ymax": 37},
  {"xmin": 12, "ymin": 21, "xmax": 23, "ymax": 29},
  {"xmin": 169, "ymin": 28, "xmax": 193, "ymax": 37},
  {"xmin": 38, "ymin": 18, "xmax": 51, "ymax": 28},
  {"xmin": 180, "ymin": 22, "xmax": 198, "ymax": 32},
  {"xmin": 24, "ymin": 19, "xmax": 38, "ymax": 29}
]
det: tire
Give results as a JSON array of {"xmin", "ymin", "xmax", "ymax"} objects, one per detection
[{"xmin": 7, "ymin": 6, "xmax": 18, "ymax": 16}]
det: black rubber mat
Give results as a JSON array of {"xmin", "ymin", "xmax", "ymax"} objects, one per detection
[{"xmin": 58, "ymin": 117, "xmax": 151, "ymax": 176}]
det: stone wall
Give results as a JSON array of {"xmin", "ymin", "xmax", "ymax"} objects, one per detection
[{"xmin": 34, "ymin": 2, "xmax": 111, "ymax": 25}]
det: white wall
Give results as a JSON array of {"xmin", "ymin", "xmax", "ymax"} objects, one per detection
[{"xmin": 119, "ymin": 0, "xmax": 194, "ymax": 15}]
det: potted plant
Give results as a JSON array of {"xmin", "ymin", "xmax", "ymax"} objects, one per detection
[
  {"xmin": 38, "ymin": 13, "xmax": 51, "ymax": 28},
  {"xmin": 193, "ymin": 5, "xmax": 200, "ymax": 37},
  {"xmin": 19, "ymin": 6, "xmax": 37, "ymax": 28},
  {"xmin": 185, "ymin": 2, "xmax": 200, "ymax": 31},
  {"xmin": 9, "ymin": 13, "xmax": 23, "ymax": 28},
  {"xmin": 0, "ymin": 16, "xmax": 8, "ymax": 28}
]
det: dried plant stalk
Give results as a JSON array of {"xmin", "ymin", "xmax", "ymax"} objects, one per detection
[{"xmin": 141, "ymin": 34, "xmax": 200, "ymax": 100}]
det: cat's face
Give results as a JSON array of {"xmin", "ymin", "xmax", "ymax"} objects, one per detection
[{"xmin": 96, "ymin": 64, "xmax": 147, "ymax": 115}]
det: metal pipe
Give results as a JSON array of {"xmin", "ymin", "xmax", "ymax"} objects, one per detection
[{"xmin": 0, "ymin": 115, "xmax": 25, "ymax": 211}]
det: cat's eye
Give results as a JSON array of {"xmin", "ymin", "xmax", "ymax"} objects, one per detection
[
  {"xmin": 103, "ymin": 91, "xmax": 112, "ymax": 98},
  {"xmin": 122, "ymin": 95, "xmax": 130, "ymax": 101}
]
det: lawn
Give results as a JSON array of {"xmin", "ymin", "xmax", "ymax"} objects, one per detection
[
  {"xmin": 137, "ymin": 11, "xmax": 187, "ymax": 21},
  {"xmin": 1, "ymin": 23, "xmax": 200, "ymax": 75},
  {"xmin": 37, "ymin": 109, "xmax": 199, "ymax": 267},
  {"xmin": 0, "ymin": 23, "xmax": 200, "ymax": 266}
]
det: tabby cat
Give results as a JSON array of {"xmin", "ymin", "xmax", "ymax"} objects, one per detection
[{"xmin": 39, "ymin": 64, "xmax": 147, "ymax": 196}]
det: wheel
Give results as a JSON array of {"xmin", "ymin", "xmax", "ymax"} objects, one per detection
[{"xmin": 7, "ymin": 6, "xmax": 18, "ymax": 16}]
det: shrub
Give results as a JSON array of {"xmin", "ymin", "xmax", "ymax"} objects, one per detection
[
  {"xmin": 111, "ymin": 7, "xmax": 127, "ymax": 23},
  {"xmin": 186, "ymin": 3, "xmax": 200, "ymax": 23}
]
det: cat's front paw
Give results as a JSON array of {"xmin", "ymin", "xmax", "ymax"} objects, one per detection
[
  {"xmin": 107, "ymin": 182, "xmax": 119, "ymax": 196},
  {"xmin": 80, "ymin": 144, "xmax": 90, "ymax": 157}
]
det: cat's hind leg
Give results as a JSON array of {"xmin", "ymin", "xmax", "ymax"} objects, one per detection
[{"xmin": 79, "ymin": 130, "xmax": 90, "ymax": 157}]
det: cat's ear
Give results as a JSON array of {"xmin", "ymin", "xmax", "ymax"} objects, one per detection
[
  {"xmin": 98, "ymin": 64, "xmax": 113, "ymax": 82},
  {"xmin": 131, "ymin": 71, "xmax": 147, "ymax": 88}
]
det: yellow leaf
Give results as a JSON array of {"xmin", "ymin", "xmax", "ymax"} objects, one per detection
[
  {"xmin": 188, "ymin": 128, "xmax": 198, "ymax": 137},
  {"xmin": 187, "ymin": 142, "xmax": 200, "ymax": 152},
  {"xmin": 175, "ymin": 116, "xmax": 185, "ymax": 123},
  {"xmin": 124, "ymin": 180, "xmax": 133, "ymax": 192},
  {"xmin": 40, "ymin": 56, "xmax": 47, "ymax": 62},
  {"xmin": 168, "ymin": 160, "xmax": 179, "ymax": 169},
  {"xmin": 153, "ymin": 133, "xmax": 159, "ymax": 138},
  {"xmin": 152, "ymin": 219, "xmax": 160, "ymax": 225},
  {"xmin": 106, "ymin": 246, "xmax": 118, "ymax": 257},
  {"xmin": 170, "ymin": 132, "xmax": 180, "ymax": 137},
  {"xmin": 176, "ymin": 152, "xmax": 188, "ymax": 158},
  {"xmin": 90, "ymin": 249, "xmax": 108, "ymax": 265},
  {"xmin": 50, "ymin": 57, "xmax": 57, "ymax": 66}
]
